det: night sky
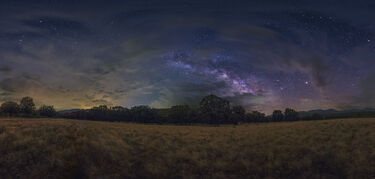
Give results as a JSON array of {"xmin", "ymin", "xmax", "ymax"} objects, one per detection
[{"xmin": 0, "ymin": 0, "xmax": 374, "ymax": 113}]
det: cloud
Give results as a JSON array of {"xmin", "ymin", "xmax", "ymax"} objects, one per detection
[
  {"xmin": 0, "ymin": 66, "xmax": 12, "ymax": 73},
  {"xmin": 355, "ymin": 73, "xmax": 375, "ymax": 106},
  {"xmin": 0, "ymin": 75, "xmax": 41, "ymax": 93},
  {"xmin": 295, "ymin": 56, "xmax": 330, "ymax": 88},
  {"xmin": 0, "ymin": 1, "xmax": 374, "ymax": 113},
  {"xmin": 22, "ymin": 17, "xmax": 91, "ymax": 38}
]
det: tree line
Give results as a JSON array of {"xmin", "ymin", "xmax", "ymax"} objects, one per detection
[
  {"xmin": 0, "ymin": 95, "xmax": 326, "ymax": 124},
  {"xmin": 61, "ymin": 95, "xmax": 325, "ymax": 124},
  {"xmin": 0, "ymin": 97, "xmax": 57, "ymax": 117}
]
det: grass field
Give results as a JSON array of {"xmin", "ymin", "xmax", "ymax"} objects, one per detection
[{"xmin": 0, "ymin": 117, "xmax": 374, "ymax": 178}]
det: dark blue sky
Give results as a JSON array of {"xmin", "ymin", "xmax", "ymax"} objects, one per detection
[{"xmin": 0, "ymin": 0, "xmax": 374, "ymax": 113}]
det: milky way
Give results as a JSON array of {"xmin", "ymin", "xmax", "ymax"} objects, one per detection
[{"xmin": 0, "ymin": 0, "xmax": 375, "ymax": 113}]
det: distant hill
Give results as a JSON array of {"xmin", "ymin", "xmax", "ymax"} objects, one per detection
[
  {"xmin": 299, "ymin": 108, "xmax": 375, "ymax": 116},
  {"xmin": 59, "ymin": 108, "xmax": 171, "ymax": 115},
  {"xmin": 58, "ymin": 109, "xmax": 87, "ymax": 114}
]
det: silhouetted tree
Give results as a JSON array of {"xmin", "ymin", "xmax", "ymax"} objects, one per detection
[
  {"xmin": 38, "ymin": 105, "xmax": 57, "ymax": 117},
  {"xmin": 25, "ymin": 95, "xmax": 341, "ymax": 124},
  {"xmin": 89, "ymin": 105, "xmax": 109, "ymax": 121},
  {"xmin": 63, "ymin": 110, "xmax": 89, "ymax": 120},
  {"xmin": 231, "ymin": 105, "xmax": 246, "ymax": 123},
  {"xmin": 199, "ymin": 95, "xmax": 231, "ymax": 124},
  {"xmin": 247, "ymin": 111, "xmax": 266, "ymax": 122},
  {"xmin": 168, "ymin": 105, "xmax": 197, "ymax": 124},
  {"xmin": 0, "ymin": 101, "xmax": 20, "ymax": 116},
  {"xmin": 110, "ymin": 106, "xmax": 130, "ymax": 121},
  {"xmin": 20, "ymin": 97, "xmax": 36, "ymax": 115},
  {"xmin": 312, "ymin": 113, "xmax": 324, "ymax": 120},
  {"xmin": 130, "ymin": 105, "xmax": 159, "ymax": 123},
  {"xmin": 284, "ymin": 108, "xmax": 299, "ymax": 121},
  {"xmin": 272, "ymin": 110, "xmax": 284, "ymax": 122}
]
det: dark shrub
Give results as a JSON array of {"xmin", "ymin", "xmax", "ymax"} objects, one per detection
[
  {"xmin": 0, "ymin": 101, "xmax": 20, "ymax": 116},
  {"xmin": 199, "ymin": 95, "xmax": 231, "ymax": 124},
  {"xmin": 20, "ymin": 97, "xmax": 36, "ymax": 115},
  {"xmin": 38, "ymin": 105, "xmax": 57, "ymax": 117},
  {"xmin": 130, "ymin": 105, "xmax": 160, "ymax": 123}
]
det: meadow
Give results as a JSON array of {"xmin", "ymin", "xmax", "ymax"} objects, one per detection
[{"xmin": 0, "ymin": 117, "xmax": 374, "ymax": 178}]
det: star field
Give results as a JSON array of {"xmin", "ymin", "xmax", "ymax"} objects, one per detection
[{"xmin": 0, "ymin": 0, "xmax": 375, "ymax": 113}]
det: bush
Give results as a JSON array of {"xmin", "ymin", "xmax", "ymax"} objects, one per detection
[
  {"xmin": 110, "ymin": 106, "xmax": 131, "ymax": 122},
  {"xmin": 199, "ymin": 95, "xmax": 231, "ymax": 124},
  {"xmin": 0, "ymin": 101, "xmax": 20, "ymax": 116},
  {"xmin": 130, "ymin": 106, "xmax": 160, "ymax": 123},
  {"xmin": 168, "ymin": 105, "xmax": 197, "ymax": 124},
  {"xmin": 20, "ymin": 97, "xmax": 36, "ymax": 115},
  {"xmin": 284, "ymin": 108, "xmax": 299, "ymax": 121},
  {"xmin": 88, "ymin": 105, "xmax": 109, "ymax": 121},
  {"xmin": 272, "ymin": 110, "xmax": 284, "ymax": 122},
  {"xmin": 246, "ymin": 111, "xmax": 266, "ymax": 122},
  {"xmin": 312, "ymin": 113, "xmax": 324, "ymax": 120},
  {"xmin": 231, "ymin": 105, "xmax": 246, "ymax": 124},
  {"xmin": 38, "ymin": 105, "xmax": 57, "ymax": 117}
]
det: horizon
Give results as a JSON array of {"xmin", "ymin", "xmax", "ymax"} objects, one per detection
[
  {"xmin": 4, "ymin": 95, "xmax": 375, "ymax": 116},
  {"xmin": 1, "ymin": 0, "xmax": 375, "ymax": 114}
]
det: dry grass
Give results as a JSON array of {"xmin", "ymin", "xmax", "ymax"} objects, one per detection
[{"xmin": 0, "ymin": 117, "xmax": 374, "ymax": 179}]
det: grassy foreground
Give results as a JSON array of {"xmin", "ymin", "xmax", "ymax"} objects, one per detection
[{"xmin": 0, "ymin": 118, "xmax": 374, "ymax": 178}]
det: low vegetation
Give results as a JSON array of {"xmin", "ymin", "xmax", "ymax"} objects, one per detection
[
  {"xmin": 0, "ymin": 96, "xmax": 56, "ymax": 118},
  {"xmin": 3, "ymin": 95, "xmax": 375, "ymax": 125},
  {"xmin": 0, "ymin": 95, "xmax": 327, "ymax": 124},
  {"xmin": 0, "ymin": 117, "xmax": 374, "ymax": 178}
]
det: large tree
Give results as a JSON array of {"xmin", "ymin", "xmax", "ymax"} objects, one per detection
[
  {"xmin": 168, "ymin": 105, "xmax": 197, "ymax": 124},
  {"xmin": 199, "ymin": 95, "xmax": 231, "ymax": 124},
  {"xmin": 20, "ymin": 97, "xmax": 36, "ymax": 115},
  {"xmin": 110, "ymin": 106, "xmax": 131, "ymax": 122},
  {"xmin": 284, "ymin": 108, "xmax": 299, "ymax": 121},
  {"xmin": 247, "ymin": 111, "xmax": 266, "ymax": 122},
  {"xmin": 231, "ymin": 105, "xmax": 246, "ymax": 123},
  {"xmin": 0, "ymin": 101, "xmax": 20, "ymax": 115},
  {"xmin": 89, "ymin": 105, "xmax": 109, "ymax": 121},
  {"xmin": 272, "ymin": 110, "xmax": 284, "ymax": 122},
  {"xmin": 38, "ymin": 105, "xmax": 57, "ymax": 117},
  {"xmin": 130, "ymin": 105, "xmax": 159, "ymax": 123}
]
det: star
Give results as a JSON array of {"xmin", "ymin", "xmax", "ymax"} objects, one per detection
[{"xmin": 0, "ymin": 0, "xmax": 374, "ymax": 114}]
